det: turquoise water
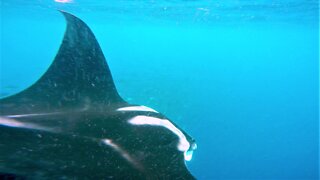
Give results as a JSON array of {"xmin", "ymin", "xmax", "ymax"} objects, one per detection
[{"xmin": 1, "ymin": 0, "xmax": 319, "ymax": 179}]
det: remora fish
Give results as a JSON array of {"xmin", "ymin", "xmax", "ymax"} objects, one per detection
[{"xmin": 0, "ymin": 11, "xmax": 197, "ymax": 179}]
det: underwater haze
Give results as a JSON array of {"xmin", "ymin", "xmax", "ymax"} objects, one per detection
[{"xmin": 0, "ymin": 0, "xmax": 319, "ymax": 179}]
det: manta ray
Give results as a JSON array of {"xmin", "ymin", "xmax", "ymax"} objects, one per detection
[{"xmin": 0, "ymin": 11, "xmax": 197, "ymax": 179}]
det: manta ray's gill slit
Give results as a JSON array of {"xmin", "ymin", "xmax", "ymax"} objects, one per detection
[
  {"xmin": 127, "ymin": 115, "xmax": 194, "ymax": 161},
  {"xmin": 102, "ymin": 139, "xmax": 143, "ymax": 171},
  {"xmin": 117, "ymin": 106, "xmax": 158, "ymax": 113}
]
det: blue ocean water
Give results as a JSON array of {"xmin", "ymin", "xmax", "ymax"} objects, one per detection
[{"xmin": 0, "ymin": 0, "xmax": 318, "ymax": 179}]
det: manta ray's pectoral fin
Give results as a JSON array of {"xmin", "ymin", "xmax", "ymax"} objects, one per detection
[{"xmin": 0, "ymin": 11, "xmax": 127, "ymax": 115}]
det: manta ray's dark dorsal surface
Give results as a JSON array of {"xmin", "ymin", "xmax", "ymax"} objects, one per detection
[{"xmin": 0, "ymin": 11, "xmax": 196, "ymax": 179}]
